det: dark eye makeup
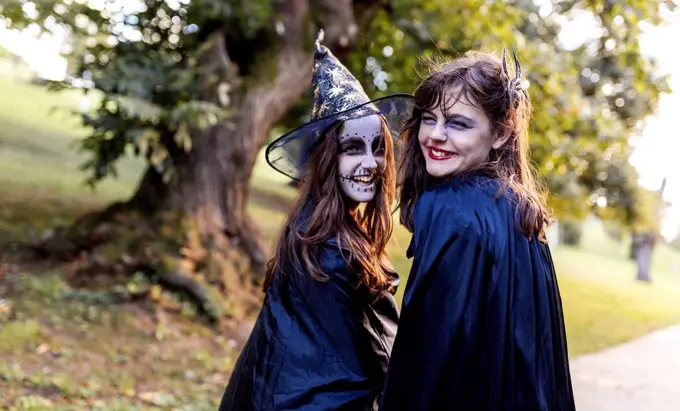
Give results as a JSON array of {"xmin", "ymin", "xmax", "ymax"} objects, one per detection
[
  {"xmin": 340, "ymin": 134, "xmax": 384, "ymax": 155},
  {"xmin": 421, "ymin": 110, "xmax": 475, "ymax": 130},
  {"xmin": 372, "ymin": 137, "xmax": 385, "ymax": 155},
  {"xmin": 340, "ymin": 138, "xmax": 363, "ymax": 153}
]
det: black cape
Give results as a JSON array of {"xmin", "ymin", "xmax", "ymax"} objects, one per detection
[
  {"xmin": 379, "ymin": 172, "xmax": 575, "ymax": 411},
  {"xmin": 219, "ymin": 211, "xmax": 399, "ymax": 411}
]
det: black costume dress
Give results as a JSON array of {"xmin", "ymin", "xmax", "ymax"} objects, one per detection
[
  {"xmin": 379, "ymin": 171, "xmax": 575, "ymax": 411},
  {"xmin": 219, "ymin": 210, "xmax": 399, "ymax": 411}
]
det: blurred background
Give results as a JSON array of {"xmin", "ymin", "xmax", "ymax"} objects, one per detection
[{"xmin": 0, "ymin": 0, "xmax": 679, "ymax": 410}]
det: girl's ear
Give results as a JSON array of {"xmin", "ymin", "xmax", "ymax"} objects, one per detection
[{"xmin": 492, "ymin": 128, "xmax": 512, "ymax": 150}]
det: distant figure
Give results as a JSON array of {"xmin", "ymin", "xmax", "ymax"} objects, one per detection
[
  {"xmin": 380, "ymin": 50, "xmax": 575, "ymax": 411},
  {"xmin": 218, "ymin": 30, "xmax": 413, "ymax": 411}
]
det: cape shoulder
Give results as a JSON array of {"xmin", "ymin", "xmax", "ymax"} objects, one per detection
[{"xmin": 413, "ymin": 173, "xmax": 513, "ymax": 247}]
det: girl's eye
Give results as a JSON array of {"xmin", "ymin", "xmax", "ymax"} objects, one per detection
[
  {"xmin": 342, "ymin": 143, "xmax": 364, "ymax": 154},
  {"xmin": 447, "ymin": 121, "xmax": 470, "ymax": 130},
  {"xmin": 421, "ymin": 116, "xmax": 436, "ymax": 125}
]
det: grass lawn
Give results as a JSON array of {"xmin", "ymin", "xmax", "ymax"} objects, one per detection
[{"xmin": 1, "ymin": 68, "xmax": 680, "ymax": 409}]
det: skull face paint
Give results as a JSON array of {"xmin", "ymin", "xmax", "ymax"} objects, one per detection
[{"xmin": 337, "ymin": 114, "xmax": 385, "ymax": 203}]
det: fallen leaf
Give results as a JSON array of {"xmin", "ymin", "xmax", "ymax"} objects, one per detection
[{"xmin": 36, "ymin": 343, "xmax": 50, "ymax": 354}]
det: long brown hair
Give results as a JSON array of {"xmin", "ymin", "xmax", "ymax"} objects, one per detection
[
  {"xmin": 398, "ymin": 51, "xmax": 551, "ymax": 239},
  {"xmin": 263, "ymin": 116, "xmax": 396, "ymax": 297}
]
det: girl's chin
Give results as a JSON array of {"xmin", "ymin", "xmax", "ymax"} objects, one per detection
[{"xmin": 425, "ymin": 159, "xmax": 460, "ymax": 178}]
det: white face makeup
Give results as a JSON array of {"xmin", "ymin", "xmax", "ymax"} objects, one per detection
[{"xmin": 337, "ymin": 114, "xmax": 385, "ymax": 203}]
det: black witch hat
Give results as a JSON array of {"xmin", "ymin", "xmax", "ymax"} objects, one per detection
[{"xmin": 265, "ymin": 30, "xmax": 414, "ymax": 181}]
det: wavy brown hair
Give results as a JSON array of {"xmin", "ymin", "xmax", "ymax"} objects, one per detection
[
  {"xmin": 263, "ymin": 116, "xmax": 397, "ymax": 297},
  {"xmin": 398, "ymin": 50, "xmax": 551, "ymax": 239}
]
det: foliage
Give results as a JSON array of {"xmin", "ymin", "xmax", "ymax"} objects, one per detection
[
  {"xmin": 0, "ymin": 0, "xmax": 676, "ymax": 229},
  {"xmin": 559, "ymin": 218, "xmax": 583, "ymax": 245},
  {"xmin": 630, "ymin": 185, "xmax": 665, "ymax": 234}
]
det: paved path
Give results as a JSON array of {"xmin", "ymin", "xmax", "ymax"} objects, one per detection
[{"xmin": 571, "ymin": 324, "xmax": 680, "ymax": 411}]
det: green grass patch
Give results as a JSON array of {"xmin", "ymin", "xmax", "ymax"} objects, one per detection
[
  {"xmin": 0, "ymin": 272, "xmax": 237, "ymax": 410},
  {"xmin": 554, "ymin": 245, "xmax": 680, "ymax": 355},
  {"xmin": 0, "ymin": 319, "xmax": 41, "ymax": 353},
  {"xmin": 0, "ymin": 73, "xmax": 142, "ymax": 200}
]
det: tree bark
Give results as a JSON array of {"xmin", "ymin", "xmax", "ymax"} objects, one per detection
[{"xmin": 635, "ymin": 233, "xmax": 655, "ymax": 283}]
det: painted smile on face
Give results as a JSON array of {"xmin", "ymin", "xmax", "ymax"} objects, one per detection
[
  {"xmin": 418, "ymin": 87, "xmax": 497, "ymax": 178},
  {"xmin": 337, "ymin": 114, "xmax": 385, "ymax": 203}
]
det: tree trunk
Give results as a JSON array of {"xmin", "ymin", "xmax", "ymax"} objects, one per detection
[
  {"xmin": 629, "ymin": 232, "xmax": 640, "ymax": 260},
  {"xmin": 635, "ymin": 233, "xmax": 655, "ymax": 283},
  {"xmin": 34, "ymin": 0, "xmax": 386, "ymax": 324}
]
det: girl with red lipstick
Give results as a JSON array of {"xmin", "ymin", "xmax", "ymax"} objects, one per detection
[{"xmin": 379, "ymin": 50, "xmax": 576, "ymax": 411}]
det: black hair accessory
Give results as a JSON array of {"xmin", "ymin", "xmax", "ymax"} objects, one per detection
[{"xmin": 501, "ymin": 48, "xmax": 526, "ymax": 109}]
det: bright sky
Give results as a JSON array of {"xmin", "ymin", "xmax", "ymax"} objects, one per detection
[
  {"xmin": 632, "ymin": 17, "xmax": 680, "ymax": 239},
  {"xmin": 1, "ymin": 2, "xmax": 679, "ymax": 238}
]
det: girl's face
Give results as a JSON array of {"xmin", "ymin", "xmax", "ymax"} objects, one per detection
[
  {"xmin": 337, "ymin": 115, "xmax": 385, "ymax": 203},
  {"xmin": 417, "ymin": 86, "xmax": 503, "ymax": 178}
]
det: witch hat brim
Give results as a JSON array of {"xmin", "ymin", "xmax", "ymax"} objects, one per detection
[{"xmin": 265, "ymin": 93, "xmax": 414, "ymax": 181}]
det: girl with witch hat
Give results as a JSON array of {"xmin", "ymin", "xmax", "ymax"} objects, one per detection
[
  {"xmin": 379, "ymin": 50, "xmax": 576, "ymax": 410},
  {"xmin": 218, "ymin": 31, "xmax": 413, "ymax": 411}
]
